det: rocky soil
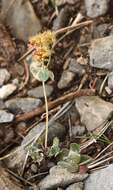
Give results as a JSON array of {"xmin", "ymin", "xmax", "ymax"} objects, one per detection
[{"xmin": 1, "ymin": 0, "xmax": 113, "ymax": 190}]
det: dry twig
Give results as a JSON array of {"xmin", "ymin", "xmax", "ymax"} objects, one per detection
[{"xmin": 15, "ymin": 89, "xmax": 94, "ymax": 122}]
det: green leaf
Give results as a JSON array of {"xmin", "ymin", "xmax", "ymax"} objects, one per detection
[
  {"xmin": 66, "ymin": 149, "xmax": 81, "ymax": 164},
  {"xmin": 28, "ymin": 56, "xmax": 42, "ymax": 66},
  {"xmin": 53, "ymin": 137, "xmax": 59, "ymax": 146},
  {"xmin": 80, "ymin": 155, "xmax": 92, "ymax": 164},
  {"xmin": 30, "ymin": 61, "xmax": 54, "ymax": 82},
  {"xmin": 27, "ymin": 144, "xmax": 44, "ymax": 164},
  {"xmin": 48, "ymin": 137, "xmax": 61, "ymax": 157},
  {"xmin": 30, "ymin": 62, "xmax": 41, "ymax": 79},
  {"xmin": 37, "ymin": 68, "xmax": 50, "ymax": 82},
  {"xmin": 70, "ymin": 143, "xmax": 80, "ymax": 153},
  {"xmin": 57, "ymin": 148, "xmax": 69, "ymax": 161}
]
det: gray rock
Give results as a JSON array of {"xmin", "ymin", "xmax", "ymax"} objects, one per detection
[
  {"xmin": 39, "ymin": 166, "xmax": 88, "ymax": 190},
  {"xmin": 108, "ymin": 71, "xmax": 113, "ymax": 90},
  {"xmin": 28, "ymin": 85, "xmax": 53, "ymax": 98},
  {"xmin": 52, "ymin": 7, "xmax": 70, "ymax": 31},
  {"xmin": 1, "ymin": 0, "xmax": 42, "ymax": 42},
  {"xmin": 75, "ymin": 96, "xmax": 113, "ymax": 131},
  {"xmin": 48, "ymin": 122, "xmax": 66, "ymax": 143},
  {"xmin": 85, "ymin": 0, "xmax": 110, "ymax": 18},
  {"xmin": 89, "ymin": 36, "xmax": 113, "ymax": 71},
  {"xmin": 5, "ymin": 97, "xmax": 42, "ymax": 114},
  {"xmin": 105, "ymin": 86, "xmax": 112, "ymax": 95},
  {"xmin": 84, "ymin": 164, "xmax": 113, "ymax": 190},
  {"xmin": 22, "ymin": 121, "xmax": 66, "ymax": 146},
  {"xmin": 0, "ymin": 110, "xmax": 14, "ymax": 123},
  {"xmin": 66, "ymin": 182, "xmax": 83, "ymax": 190},
  {"xmin": 0, "ymin": 84, "xmax": 17, "ymax": 100},
  {"xmin": 93, "ymin": 24, "xmax": 109, "ymax": 39},
  {"xmin": 58, "ymin": 70, "xmax": 75, "ymax": 89},
  {"xmin": 0, "ymin": 69, "xmax": 10, "ymax": 86},
  {"xmin": 68, "ymin": 58, "xmax": 85, "ymax": 76},
  {"xmin": 4, "ymin": 146, "xmax": 27, "ymax": 175}
]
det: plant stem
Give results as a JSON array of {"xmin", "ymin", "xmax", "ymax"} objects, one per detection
[{"xmin": 42, "ymin": 81, "xmax": 49, "ymax": 149}]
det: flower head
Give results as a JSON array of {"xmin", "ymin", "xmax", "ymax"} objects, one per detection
[{"xmin": 28, "ymin": 31, "xmax": 56, "ymax": 62}]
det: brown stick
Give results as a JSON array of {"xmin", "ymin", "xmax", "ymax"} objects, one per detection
[
  {"xmin": 17, "ymin": 21, "xmax": 93, "ymax": 62},
  {"xmin": 55, "ymin": 20, "xmax": 93, "ymax": 35},
  {"xmin": 15, "ymin": 89, "xmax": 95, "ymax": 122}
]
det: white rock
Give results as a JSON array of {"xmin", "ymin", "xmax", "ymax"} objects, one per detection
[
  {"xmin": 75, "ymin": 96, "xmax": 113, "ymax": 131},
  {"xmin": 0, "ymin": 69, "xmax": 11, "ymax": 86},
  {"xmin": 0, "ymin": 110, "xmax": 14, "ymax": 123},
  {"xmin": 85, "ymin": 0, "xmax": 110, "ymax": 18},
  {"xmin": 0, "ymin": 84, "xmax": 17, "ymax": 100}
]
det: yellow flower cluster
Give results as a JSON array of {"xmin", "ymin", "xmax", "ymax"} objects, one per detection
[{"xmin": 28, "ymin": 31, "xmax": 56, "ymax": 62}]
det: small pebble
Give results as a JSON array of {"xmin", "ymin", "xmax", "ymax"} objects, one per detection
[
  {"xmin": 93, "ymin": 24, "xmax": 109, "ymax": 39},
  {"xmin": 89, "ymin": 36, "xmax": 113, "ymax": 71},
  {"xmin": 28, "ymin": 85, "xmax": 53, "ymax": 98},
  {"xmin": 105, "ymin": 86, "xmax": 112, "ymax": 95},
  {"xmin": 31, "ymin": 163, "xmax": 38, "ymax": 173},
  {"xmin": 58, "ymin": 70, "xmax": 75, "ymax": 89},
  {"xmin": 5, "ymin": 97, "xmax": 42, "ymax": 114},
  {"xmin": 12, "ymin": 78, "xmax": 19, "ymax": 87},
  {"xmin": 0, "ymin": 84, "xmax": 17, "ymax": 100},
  {"xmin": 0, "ymin": 69, "xmax": 11, "ymax": 86},
  {"xmin": 68, "ymin": 58, "xmax": 85, "ymax": 76},
  {"xmin": 85, "ymin": 0, "xmax": 110, "ymax": 18},
  {"xmin": 0, "ymin": 110, "xmax": 14, "ymax": 123}
]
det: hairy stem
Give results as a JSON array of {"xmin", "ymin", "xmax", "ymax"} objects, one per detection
[{"xmin": 42, "ymin": 81, "xmax": 49, "ymax": 149}]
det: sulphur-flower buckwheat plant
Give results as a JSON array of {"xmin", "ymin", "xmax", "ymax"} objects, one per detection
[{"xmin": 28, "ymin": 31, "xmax": 56, "ymax": 149}]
